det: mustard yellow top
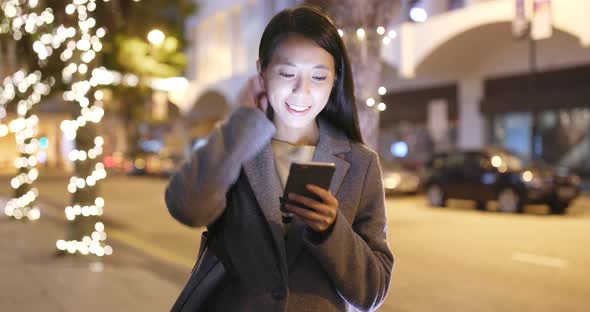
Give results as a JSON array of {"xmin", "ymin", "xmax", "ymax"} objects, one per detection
[
  {"xmin": 271, "ymin": 139, "xmax": 316, "ymax": 190},
  {"xmin": 271, "ymin": 139, "xmax": 316, "ymax": 234}
]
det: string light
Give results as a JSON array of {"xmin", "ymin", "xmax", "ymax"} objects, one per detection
[
  {"xmin": 66, "ymin": 163, "xmax": 107, "ymax": 193},
  {"xmin": 0, "ymin": 124, "xmax": 8, "ymax": 137},
  {"xmin": 55, "ymin": 0, "xmax": 112, "ymax": 257},
  {"xmin": 364, "ymin": 85, "xmax": 389, "ymax": 110},
  {"xmin": 338, "ymin": 25, "xmax": 395, "ymax": 46},
  {"xmin": 0, "ymin": 82, "xmax": 10, "ymax": 139},
  {"xmin": 56, "ymin": 221, "xmax": 112, "ymax": 256},
  {"xmin": 0, "ymin": 2, "xmax": 83, "ymax": 91},
  {"xmin": 0, "ymin": 0, "xmax": 69, "ymax": 65},
  {"xmin": 0, "ymin": 1, "xmax": 54, "ymax": 40},
  {"xmin": 1, "ymin": 1, "xmax": 61, "ymax": 221},
  {"xmin": 338, "ymin": 24, "xmax": 394, "ymax": 112},
  {"xmin": 356, "ymin": 27, "xmax": 365, "ymax": 40},
  {"xmin": 1, "ymin": 70, "xmax": 51, "ymax": 221},
  {"xmin": 2, "ymin": 0, "xmax": 140, "ymax": 250}
]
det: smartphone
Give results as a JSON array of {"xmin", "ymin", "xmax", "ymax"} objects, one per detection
[{"xmin": 280, "ymin": 161, "xmax": 336, "ymax": 212}]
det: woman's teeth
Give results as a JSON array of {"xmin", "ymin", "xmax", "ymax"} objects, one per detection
[{"xmin": 287, "ymin": 103, "xmax": 310, "ymax": 112}]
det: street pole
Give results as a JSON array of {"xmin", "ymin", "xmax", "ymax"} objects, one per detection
[{"xmin": 528, "ymin": 34, "xmax": 539, "ymax": 160}]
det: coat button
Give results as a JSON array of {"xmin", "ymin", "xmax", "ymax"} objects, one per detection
[{"xmin": 271, "ymin": 288, "xmax": 285, "ymax": 300}]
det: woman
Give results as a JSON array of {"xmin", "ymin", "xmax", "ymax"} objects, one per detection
[{"xmin": 166, "ymin": 5, "xmax": 393, "ymax": 311}]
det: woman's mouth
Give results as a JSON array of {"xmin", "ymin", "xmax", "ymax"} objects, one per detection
[{"xmin": 286, "ymin": 102, "xmax": 311, "ymax": 115}]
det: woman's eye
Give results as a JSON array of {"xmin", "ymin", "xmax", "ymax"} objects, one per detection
[
  {"xmin": 279, "ymin": 72, "xmax": 294, "ymax": 78},
  {"xmin": 313, "ymin": 76, "xmax": 327, "ymax": 81}
]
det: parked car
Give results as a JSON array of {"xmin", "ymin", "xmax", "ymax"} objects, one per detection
[
  {"xmin": 423, "ymin": 147, "xmax": 581, "ymax": 214},
  {"xmin": 127, "ymin": 153, "xmax": 183, "ymax": 178},
  {"xmin": 103, "ymin": 152, "xmax": 132, "ymax": 174},
  {"xmin": 381, "ymin": 159, "xmax": 422, "ymax": 195}
]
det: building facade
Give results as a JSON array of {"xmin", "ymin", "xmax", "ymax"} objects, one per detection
[
  {"xmin": 180, "ymin": 0, "xmax": 590, "ymax": 174},
  {"xmin": 380, "ymin": 0, "xmax": 590, "ymax": 174}
]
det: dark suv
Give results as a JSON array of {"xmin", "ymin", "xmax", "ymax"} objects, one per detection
[{"xmin": 424, "ymin": 148, "xmax": 580, "ymax": 214}]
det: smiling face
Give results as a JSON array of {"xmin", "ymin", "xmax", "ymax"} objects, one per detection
[{"xmin": 260, "ymin": 34, "xmax": 336, "ymax": 132}]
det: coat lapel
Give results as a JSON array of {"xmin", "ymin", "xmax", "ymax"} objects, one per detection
[
  {"xmin": 286, "ymin": 118, "xmax": 351, "ymax": 269},
  {"xmin": 243, "ymin": 118, "xmax": 352, "ymax": 272},
  {"xmin": 243, "ymin": 144, "xmax": 288, "ymax": 275}
]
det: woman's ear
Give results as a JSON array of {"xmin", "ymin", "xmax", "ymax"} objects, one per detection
[
  {"xmin": 256, "ymin": 60, "xmax": 262, "ymax": 76},
  {"xmin": 256, "ymin": 60, "xmax": 266, "ymax": 91}
]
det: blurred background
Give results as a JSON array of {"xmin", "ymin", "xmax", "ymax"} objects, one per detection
[{"xmin": 1, "ymin": 0, "xmax": 589, "ymax": 311}]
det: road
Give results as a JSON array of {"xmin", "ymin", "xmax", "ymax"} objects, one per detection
[
  {"xmin": 1, "ymin": 174, "xmax": 589, "ymax": 311},
  {"xmin": 380, "ymin": 195, "xmax": 590, "ymax": 312}
]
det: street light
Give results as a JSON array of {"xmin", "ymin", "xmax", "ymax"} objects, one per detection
[
  {"xmin": 409, "ymin": 5, "xmax": 428, "ymax": 23},
  {"xmin": 147, "ymin": 29, "xmax": 165, "ymax": 45}
]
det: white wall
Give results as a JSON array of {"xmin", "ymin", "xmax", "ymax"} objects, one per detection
[
  {"xmin": 383, "ymin": 0, "xmax": 590, "ymax": 79},
  {"xmin": 475, "ymin": 29, "xmax": 590, "ymax": 77}
]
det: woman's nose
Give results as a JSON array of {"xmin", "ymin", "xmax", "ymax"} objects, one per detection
[{"xmin": 292, "ymin": 76, "xmax": 311, "ymax": 95}]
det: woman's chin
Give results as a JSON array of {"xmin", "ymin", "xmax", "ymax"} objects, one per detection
[{"xmin": 275, "ymin": 115, "xmax": 316, "ymax": 130}]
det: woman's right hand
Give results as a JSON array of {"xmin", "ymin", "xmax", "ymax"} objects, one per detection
[{"xmin": 237, "ymin": 75, "xmax": 268, "ymax": 113}]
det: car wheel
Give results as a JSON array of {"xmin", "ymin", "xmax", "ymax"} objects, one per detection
[
  {"xmin": 549, "ymin": 200, "xmax": 568, "ymax": 215},
  {"xmin": 497, "ymin": 188, "xmax": 522, "ymax": 213},
  {"xmin": 427, "ymin": 184, "xmax": 446, "ymax": 207}
]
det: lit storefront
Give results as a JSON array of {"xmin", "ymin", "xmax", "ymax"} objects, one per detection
[
  {"xmin": 380, "ymin": 84, "xmax": 458, "ymax": 169},
  {"xmin": 484, "ymin": 64, "xmax": 590, "ymax": 174}
]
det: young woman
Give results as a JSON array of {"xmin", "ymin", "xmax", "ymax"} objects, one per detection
[{"xmin": 166, "ymin": 5, "xmax": 393, "ymax": 311}]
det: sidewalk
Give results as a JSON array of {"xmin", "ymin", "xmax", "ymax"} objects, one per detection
[{"xmin": 0, "ymin": 197, "xmax": 185, "ymax": 312}]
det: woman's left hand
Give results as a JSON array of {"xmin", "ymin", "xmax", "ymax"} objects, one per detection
[{"xmin": 286, "ymin": 184, "xmax": 338, "ymax": 232}]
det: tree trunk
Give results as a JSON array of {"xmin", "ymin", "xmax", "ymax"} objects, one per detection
[
  {"xmin": 346, "ymin": 35, "xmax": 382, "ymax": 150},
  {"xmin": 64, "ymin": 120, "xmax": 101, "ymax": 241},
  {"xmin": 305, "ymin": 0, "xmax": 402, "ymax": 151}
]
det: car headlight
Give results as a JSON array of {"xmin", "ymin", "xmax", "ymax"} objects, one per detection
[
  {"xmin": 521, "ymin": 170, "xmax": 542, "ymax": 188},
  {"xmin": 521, "ymin": 170, "xmax": 533, "ymax": 182},
  {"xmin": 384, "ymin": 173, "xmax": 401, "ymax": 189},
  {"xmin": 134, "ymin": 158, "xmax": 146, "ymax": 170}
]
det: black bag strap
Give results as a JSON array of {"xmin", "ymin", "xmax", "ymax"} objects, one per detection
[{"xmin": 172, "ymin": 218, "xmax": 227, "ymax": 312}]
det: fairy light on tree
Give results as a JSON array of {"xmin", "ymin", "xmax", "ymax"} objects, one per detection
[
  {"xmin": 308, "ymin": 0, "xmax": 402, "ymax": 149},
  {"xmin": 337, "ymin": 27, "xmax": 396, "ymax": 113},
  {"xmin": 1, "ymin": 0, "xmax": 79, "ymax": 70},
  {"xmin": 0, "ymin": 122, "xmax": 8, "ymax": 138},
  {"xmin": 0, "ymin": 84, "xmax": 9, "ymax": 139},
  {"xmin": 0, "ymin": 0, "xmax": 55, "ymax": 40},
  {"xmin": 55, "ymin": 0, "xmax": 113, "ymax": 257},
  {"xmin": 1, "ymin": 1, "xmax": 59, "ymax": 221},
  {"xmin": 3, "ymin": 0, "xmax": 162, "ymax": 255},
  {"xmin": 2, "ymin": 71, "xmax": 52, "ymax": 221}
]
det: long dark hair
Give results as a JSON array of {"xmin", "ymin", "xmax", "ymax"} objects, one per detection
[{"xmin": 258, "ymin": 5, "xmax": 363, "ymax": 143}]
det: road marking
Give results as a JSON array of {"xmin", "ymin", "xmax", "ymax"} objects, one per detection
[
  {"xmin": 511, "ymin": 252, "xmax": 568, "ymax": 268},
  {"xmin": 109, "ymin": 229, "xmax": 194, "ymax": 270}
]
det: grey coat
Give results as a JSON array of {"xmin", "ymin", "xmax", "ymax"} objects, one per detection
[{"xmin": 165, "ymin": 107, "xmax": 394, "ymax": 311}]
